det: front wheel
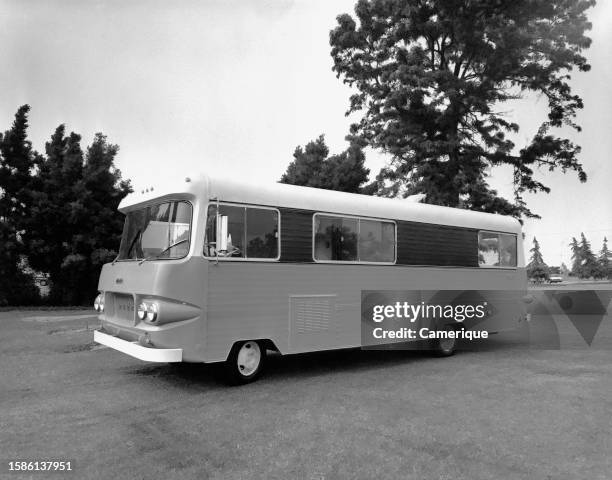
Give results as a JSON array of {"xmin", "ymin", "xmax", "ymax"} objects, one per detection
[{"xmin": 222, "ymin": 340, "xmax": 265, "ymax": 385}]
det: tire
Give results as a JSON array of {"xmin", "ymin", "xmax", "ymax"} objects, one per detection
[
  {"xmin": 222, "ymin": 340, "xmax": 265, "ymax": 385},
  {"xmin": 430, "ymin": 324, "xmax": 458, "ymax": 357}
]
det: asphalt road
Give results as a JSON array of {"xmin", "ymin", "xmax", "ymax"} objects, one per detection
[{"xmin": 1, "ymin": 286, "xmax": 611, "ymax": 480}]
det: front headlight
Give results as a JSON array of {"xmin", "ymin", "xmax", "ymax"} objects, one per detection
[
  {"xmin": 137, "ymin": 301, "xmax": 158, "ymax": 323},
  {"xmin": 132, "ymin": 298, "xmax": 201, "ymax": 325},
  {"xmin": 94, "ymin": 294, "xmax": 104, "ymax": 312},
  {"xmin": 137, "ymin": 302, "xmax": 147, "ymax": 320},
  {"xmin": 146, "ymin": 303, "xmax": 158, "ymax": 322}
]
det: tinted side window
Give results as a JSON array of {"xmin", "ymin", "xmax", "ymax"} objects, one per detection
[
  {"xmin": 498, "ymin": 233, "xmax": 517, "ymax": 267},
  {"xmin": 359, "ymin": 219, "xmax": 395, "ymax": 262},
  {"xmin": 246, "ymin": 208, "xmax": 279, "ymax": 258},
  {"xmin": 314, "ymin": 215, "xmax": 395, "ymax": 263},
  {"xmin": 314, "ymin": 215, "xmax": 358, "ymax": 261},
  {"xmin": 478, "ymin": 231, "xmax": 517, "ymax": 267},
  {"xmin": 205, "ymin": 204, "xmax": 279, "ymax": 259},
  {"xmin": 205, "ymin": 204, "xmax": 245, "ymax": 258}
]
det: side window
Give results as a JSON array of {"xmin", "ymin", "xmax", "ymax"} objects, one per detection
[
  {"xmin": 314, "ymin": 214, "xmax": 395, "ymax": 263},
  {"xmin": 246, "ymin": 208, "xmax": 279, "ymax": 258},
  {"xmin": 478, "ymin": 231, "xmax": 517, "ymax": 267},
  {"xmin": 498, "ymin": 233, "xmax": 517, "ymax": 267},
  {"xmin": 314, "ymin": 215, "xmax": 358, "ymax": 261},
  {"xmin": 204, "ymin": 204, "xmax": 279, "ymax": 259},
  {"xmin": 359, "ymin": 219, "xmax": 395, "ymax": 262},
  {"xmin": 204, "ymin": 204, "xmax": 245, "ymax": 257}
]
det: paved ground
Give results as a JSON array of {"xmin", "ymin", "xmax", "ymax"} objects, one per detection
[{"xmin": 1, "ymin": 286, "xmax": 611, "ymax": 480}]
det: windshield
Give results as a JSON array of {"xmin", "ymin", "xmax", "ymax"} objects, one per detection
[{"xmin": 116, "ymin": 201, "xmax": 192, "ymax": 261}]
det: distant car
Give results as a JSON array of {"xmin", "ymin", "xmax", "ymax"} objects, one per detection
[{"xmin": 548, "ymin": 275, "xmax": 563, "ymax": 283}]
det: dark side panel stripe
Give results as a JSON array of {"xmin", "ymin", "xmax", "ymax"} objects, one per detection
[
  {"xmin": 279, "ymin": 208, "xmax": 313, "ymax": 262},
  {"xmin": 278, "ymin": 207, "xmax": 478, "ymax": 267},
  {"xmin": 396, "ymin": 221, "xmax": 479, "ymax": 267}
]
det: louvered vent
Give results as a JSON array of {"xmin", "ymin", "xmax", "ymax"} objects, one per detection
[{"xmin": 291, "ymin": 296, "xmax": 334, "ymax": 333}]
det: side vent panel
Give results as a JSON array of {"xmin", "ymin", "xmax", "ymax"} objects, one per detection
[{"xmin": 289, "ymin": 295, "xmax": 337, "ymax": 351}]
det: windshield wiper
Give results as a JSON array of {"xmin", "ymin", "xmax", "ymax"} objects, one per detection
[
  {"xmin": 138, "ymin": 239, "xmax": 189, "ymax": 265},
  {"xmin": 118, "ymin": 229, "xmax": 142, "ymax": 263}
]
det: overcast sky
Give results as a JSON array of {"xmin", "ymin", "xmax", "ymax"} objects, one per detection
[{"xmin": 2, "ymin": 0, "xmax": 610, "ymax": 267}]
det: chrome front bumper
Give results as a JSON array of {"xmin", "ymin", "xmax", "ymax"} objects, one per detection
[{"xmin": 94, "ymin": 330, "xmax": 183, "ymax": 363}]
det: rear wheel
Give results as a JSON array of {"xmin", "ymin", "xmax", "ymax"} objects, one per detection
[
  {"xmin": 430, "ymin": 324, "xmax": 458, "ymax": 357},
  {"xmin": 223, "ymin": 340, "xmax": 265, "ymax": 385}
]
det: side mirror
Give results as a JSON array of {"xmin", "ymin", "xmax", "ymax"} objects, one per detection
[{"xmin": 216, "ymin": 215, "xmax": 228, "ymax": 252}]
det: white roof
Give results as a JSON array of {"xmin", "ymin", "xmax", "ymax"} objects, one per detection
[{"xmin": 119, "ymin": 173, "xmax": 522, "ymax": 234}]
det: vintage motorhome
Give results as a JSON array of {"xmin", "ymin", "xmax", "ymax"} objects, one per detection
[{"xmin": 93, "ymin": 174, "xmax": 527, "ymax": 383}]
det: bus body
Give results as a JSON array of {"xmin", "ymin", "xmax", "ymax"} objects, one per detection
[{"xmin": 94, "ymin": 175, "xmax": 527, "ymax": 382}]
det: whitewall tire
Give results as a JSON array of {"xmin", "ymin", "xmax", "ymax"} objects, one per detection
[{"xmin": 223, "ymin": 340, "xmax": 265, "ymax": 384}]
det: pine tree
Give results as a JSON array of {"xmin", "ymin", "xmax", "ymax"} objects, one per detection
[
  {"xmin": 24, "ymin": 126, "xmax": 85, "ymax": 303},
  {"xmin": 25, "ymin": 128, "xmax": 131, "ymax": 305},
  {"xmin": 527, "ymin": 237, "xmax": 549, "ymax": 283},
  {"xmin": 281, "ymin": 135, "xmax": 328, "ymax": 189},
  {"xmin": 598, "ymin": 237, "xmax": 611, "ymax": 280},
  {"xmin": 0, "ymin": 105, "xmax": 40, "ymax": 305},
  {"xmin": 81, "ymin": 133, "xmax": 132, "ymax": 296},
  {"xmin": 280, "ymin": 135, "xmax": 370, "ymax": 193},
  {"xmin": 577, "ymin": 232, "xmax": 598, "ymax": 279},
  {"xmin": 570, "ymin": 237, "xmax": 581, "ymax": 277},
  {"xmin": 330, "ymin": 0, "xmax": 595, "ymax": 219}
]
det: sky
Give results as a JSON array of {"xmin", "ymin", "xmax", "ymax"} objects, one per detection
[{"xmin": 1, "ymin": 0, "xmax": 611, "ymax": 267}]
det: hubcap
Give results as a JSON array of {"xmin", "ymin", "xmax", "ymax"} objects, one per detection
[{"xmin": 236, "ymin": 341, "xmax": 261, "ymax": 377}]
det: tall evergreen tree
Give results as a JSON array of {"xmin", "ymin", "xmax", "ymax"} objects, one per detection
[
  {"xmin": 281, "ymin": 135, "xmax": 329, "ymax": 189},
  {"xmin": 25, "ymin": 126, "xmax": 86, "ymax": 304},
  {"xmin": 25, "ymin": 127, "xmax": 130, "ymax": 304},
  {"xmin": 330, "ymin": 0, "xmax": 595, "ymax": 219},
  {"xmin": 0, "ymin": 105, "xmax": 40, "ymax": 305},
  {"xmin": 597, "ymin": 237, "xmax": 611, "ymax": 279},
  {"xmin": 280, "ymin": 135, "xmax": 370, "ymax": 193},
  {"xmin": 527, "ymin": 237, "xmax": 549, "ymax": 282},
  {"xmin": 570, "ymin": 236, "xmax": 581, "ymax": 277},
  {"xmin": 81, "ymin": 133, "xmax": 132, "ymax": 294},
  {"xmin": 0, "ymin": 107, "xmax": 132, "ymax": 306},
  {"xmin": 577, "ymin": 232, "xmax": 598, "ymax": 279}
]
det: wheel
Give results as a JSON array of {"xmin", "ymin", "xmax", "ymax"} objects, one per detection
[
  {"xmin": 430, "ymin": 324, "xmax": 458, "ymax": 357},
  {"xmin": 222, "ymin": 340, "xmax": 265, "ymax": 385}
]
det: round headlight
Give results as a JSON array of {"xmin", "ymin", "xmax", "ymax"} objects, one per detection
[
  {"xmin": 146, "ymin": 303, "xmax": 158, "ymax": 322},
  {"xmin": 137, "ymin": 302, "xmax": 147, "ymax": 320}
]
